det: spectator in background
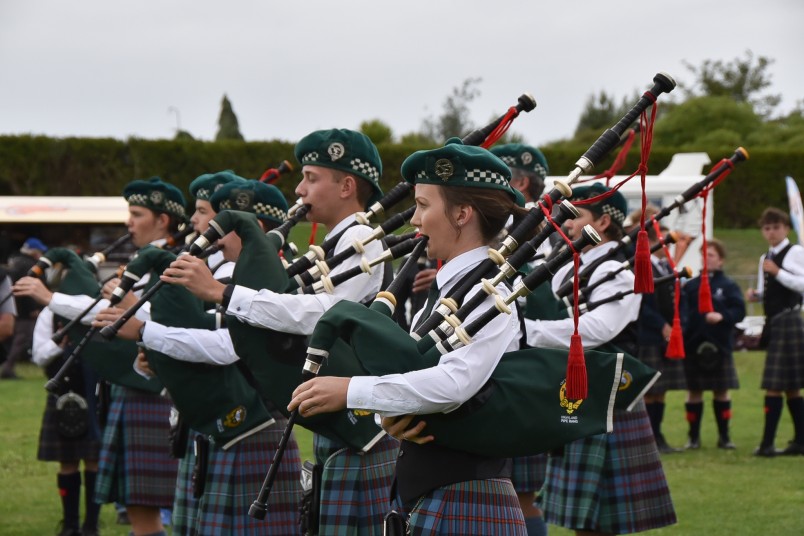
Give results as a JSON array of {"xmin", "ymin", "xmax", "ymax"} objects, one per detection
[
  {"xmin": 0, "ymin": 237, "xmax": 46, "ymax": 379},
  {"xmin": 636, "ymin": 224, "xmax": 687, "ymax": 453},
  {"xmin": 681, "ymin": 239, "xmax": 745, "ymax": 450},
  {"xmin": 0, "ymin": 268, "xmax": 16, "ymax": 368},
  {"xmin": 746, "ymin": 207, "xmax": 804, "ymax": 456}
]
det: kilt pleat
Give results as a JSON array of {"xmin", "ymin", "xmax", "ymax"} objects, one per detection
[
  {"xmin": 314, "ymin": 433, "xmax": 398, "ymax": 536},
  {"xmin": 95, "ymin": 385, "xmax": 178, "ymax": 507},
  {"xmin": 542, "ymin": 402, "xmax": 676, "ymax": 534},
  {"xmin": 171, "ymin": 433, "xmax": 197, "ymax": 536},
  {"xmin": 194, "ymin": 412, "xmax": 303, "ymax": 536},
  {"xmin": 406, "ymin": 478, "xmax": 526, "ymax": 536},
  {"xmin": 638, "ymin": 345, "xmax": 687, "ymax": 393},
  {"xmin": 37, "ymin": 393, "xmax": 101, "ymax": 462},
  {"xmin": 683, "ymin": 350, "xmax": 740, "ymax": 391},
  {"xmin": 510, "ymin": 454, "xmax": 547, "ymax": 494},
  {"xmin": 762, "ymin": 311, "xmax": 804, "ymax": 390}
]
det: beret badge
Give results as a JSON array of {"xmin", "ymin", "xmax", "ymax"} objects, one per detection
[
  {"xmin": 234, "ymin": 191, "xmax": 252, "ymax": 210},
  {"xmin": 521, "ymin": 152, "xmax": 533, "ymax": 165},
  {"xmin": 435, "ymin": 158, "xmax": 454, "ymax": 181},
  {"xmin": 328, "ymin": 142, "xmax": 345, "ymax": 161},
  {"xmin": 149, "ymin": 190, "xmax": 165, "ymax": 206}
]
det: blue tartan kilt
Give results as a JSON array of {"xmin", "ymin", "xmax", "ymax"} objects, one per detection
[
  {"xmin": 638, "ymin": 344, "xmax": 687, "ymax": 393},
  {"xmin": 95, "ymin": 385, "xmax": 178, "ymax": 508},
  {"xmin": 510, "ymin": 453, "xmax": 547, "ymax": 494},
  {"xmin": 405, "ymin": 478, "xmax": 526, "ymax": 536},
  {"xmin": 314, "ymin": 433, "xmax": 399, "ymax": 536},
  {"xmin": 762, "ymin": 311, "xmax": 804, "ymax": 390},
  {"xmin": 171, "ymin": 431, "xmax": 198, "ymax": 536},
  {"xmin": 194, "ymin": 412, "xmax": 303, "ymax": 536},
  {"xmin": 37, "ymin": 392, "xmax": 101, "ymax": 463},
  {"xmin": 542, "ymin": 402, "xmax": 677, "ymax": 534}
]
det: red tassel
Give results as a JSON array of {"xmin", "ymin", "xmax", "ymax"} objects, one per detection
[
  {"xmin": 565, "ymin": 334, "xmax": 588, "ymax": 400},
  {"xmin": 665, "ymin": 317, "xmax": 685, "ymax": 359},
  {"xmin": 633, "ymin": 230, "xmax": 654, "ymax": 294},
  {"xmin": 698, "ymin": 271, "xmax": 714, "ymax": 313}
]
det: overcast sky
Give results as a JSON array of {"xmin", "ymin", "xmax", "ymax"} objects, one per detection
[{"xmin": 2, "ymin": 0, "xmax": 802, "ymax": 149}]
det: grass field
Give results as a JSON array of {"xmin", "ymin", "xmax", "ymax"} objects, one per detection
[
  {"xmin": 1, "ymin": 353, "xmax": 802, "ymax": 536},
  {"xmin": 1, "ymin": 226, "xmax": 801, "ymax": 535}
]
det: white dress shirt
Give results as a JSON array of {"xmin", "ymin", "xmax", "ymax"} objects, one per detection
[
  {"xmin": 525, "ymin": 241, "xmax": 641, "ymax": 349},
  {"xmin": 31, "ymin": 308, "xmax": 63, "ymax": 367},
  {"xmin": 141, "ymin": 322, "xmax": 238, "ymax": 365},
  {"xmin": 346, "ymin": 246, "xmax": 520, "ymax": 417},
  {"xmin": 756, "ymin": 237, "xmax": 804, "ymax": 296},
  {"xmin": 227, "ymin": 215, "xmax": 385, "ymax": 336}
]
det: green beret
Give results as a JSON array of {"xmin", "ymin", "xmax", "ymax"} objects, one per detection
[
  {"xmin": 123, "ymin": 177, "xmax": 187, "ymax": 221},
  {"xmin": 210, "ymin": 179, "xmax": 289, "ymax": 225},
  {"xmin": 401, "ymin": 138, "xmax": 516, "ymax": 200},
  {"xmin": 490, "ymin": 143, "xmax": 549, "ymax": 178},
  {"xmin": 294, "ymin": 128, "xmax": 383, "ymax": 205},
  {"xmin": 189, "ymin": 171, "xmax": 245, "ymax": 201},
  {"xmin": 569, "ymin": 183, "xmax": 628, "ymax": 227}
]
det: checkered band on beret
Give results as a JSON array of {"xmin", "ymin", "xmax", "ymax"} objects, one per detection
[
  {"xmin": 350, "ymin": 158, "xmax": 380, "ymax": 184},
  {"xmin": 125, "ymin": 194, "xmax": 187, "ymax": 219},
  {"xmin": 123, "ymin": 177, "xmax": 188, "ymax": 221},
  {"xmin": 601, "ymin": 203, "xmax": 626, "ymax": 225},
  {"xmin": 301, "ymin": 152, "xmax": 320, "ymax": 164},
  {"xmin": 254, "ymin": 203, "xmax": 288, "ymax": 222},
  {"xmin": 126, "ymin": 193, "xmax": 148, "ymax": 206},
  {"xmin": 465, "ymin": 169, "xmax": 508, "ymax": 188},
  {"xmin": 210, "ymin": 179, "xmax": 289, "ymax": 225},
  {"xmin": 499, "ymin": 155, "xmax": 518, "ymax": 167},
  {"xmin": 569, "ymin": 183, "xmax": 628, "ymax": 227},
  {"xmin": 195, "ymin": 188, "xmax": 212, "ymax": 199},
  {"xmin": 490, "ymin": 143, "xmax": 549, "ymax": 179}
]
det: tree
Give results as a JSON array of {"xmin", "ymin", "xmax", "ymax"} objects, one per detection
[
  {"xmin": 359, "ymin": 119, "xmax": 394, "ymax": 145},
  {"xmin": 572, "ymin": 90, "xmax": 641, "ymax": 145},
  {"xmin": 421, "ymin": 77, "xmax": 482, "ymax": 142},
  {"xmin": 653, "ymin": 95, "xmax": 761, "ymax": 150},
  {"xmin": 174, "ymin": 130, "xmax": 195, "ymax": 141},
  {"xmin": 681, "ymin": 50, "xmax": 781, "ymax": 118},
  {"xmin": 215, "ymin": 94, "xmax": 244, "ymax": 141}
]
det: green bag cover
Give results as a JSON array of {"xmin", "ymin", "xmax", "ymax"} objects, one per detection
[
  {"xmin": 215, "ymin": 211, "xmax": 385, "ymax": 451},
  {"xmin": 44, "ymin": 247, "xmax": 164, "ymax": 393},
  {"xmin": 124, "ymin": 246, "xmax": 274, "ymax": 443},
  {"xmin": 597, "ymin": 342, "xmax": 662, "ymax": 411},
  {"xmin": 308, "ymin": 299, "xmax": 658, "ymax": 457}
]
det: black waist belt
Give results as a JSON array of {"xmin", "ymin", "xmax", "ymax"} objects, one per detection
[{"xmin": 395, "ymin": 440, "xmax": 511, "ymax": 506}]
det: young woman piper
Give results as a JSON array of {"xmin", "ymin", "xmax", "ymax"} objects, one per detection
[{"xmin": 288, "ymin": 139, "xmax": 530, "ymax": 535}]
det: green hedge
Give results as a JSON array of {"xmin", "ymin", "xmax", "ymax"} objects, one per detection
[{"xmin": 1, "ymin": 135, "xmax": 802, "ymax": 228}]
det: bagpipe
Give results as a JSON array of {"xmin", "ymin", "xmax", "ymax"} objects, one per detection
[
  {"xmin": 33, "ymin": 248, "xmax": 165, "ymax": 395},
  {"xmin": 552, "ymin": 147, "xmax": 749, "ymax": 301},
  {"xmin": 302, "ymin": 224, "xmax": 654, "ymax": 457},
  {"xmin": 103, "ymin": 245, "xmax": 277, "ymax": 447},
  {"xmin": 260, "ymin": 76, "xmax": 682, "ymax": 465}
]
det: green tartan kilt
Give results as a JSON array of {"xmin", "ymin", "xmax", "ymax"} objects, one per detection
[
  {"xmin": 94, "ymin": 385, "xmax": 178, "ymax": 508},
  {"xmin": 542, "ymin": 402, "xmax": 676, "ymax": 534},
  {"xmin": 314, "ymin": 433, "xmax": 399, "ymax": 536}
]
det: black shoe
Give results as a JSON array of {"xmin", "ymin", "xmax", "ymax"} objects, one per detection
[
  {"xmin": 717, "ymin": 436, "xmax": 736, "ymax": 450},
  {"xmin": 55, "ymin": 521, "xmax": 81, "ymax": 536},
  {"xmin": 684, "ymin": 437, "xmax": 701, "ymax": 450},
  {"xmin": 115, "ymin": 511, "xmax": 130, "ymax": 525},
  {"xmin": 656, "ymin": 435, "xmax": 683, "ymax": 453},
  {"xmin": 0, "ymin": 370, "xmax": 20, "ymax": 380},
  {"xmin": 753, "ymin": 444, "xmax": 780, "ymax": 457},
  {"xmin": 80, "ymin": 529, "xmax": 99, "ymax": 536},
  {"xmin": 779, "ymin": 441, "xmax": 804, "ymax": 456}
]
